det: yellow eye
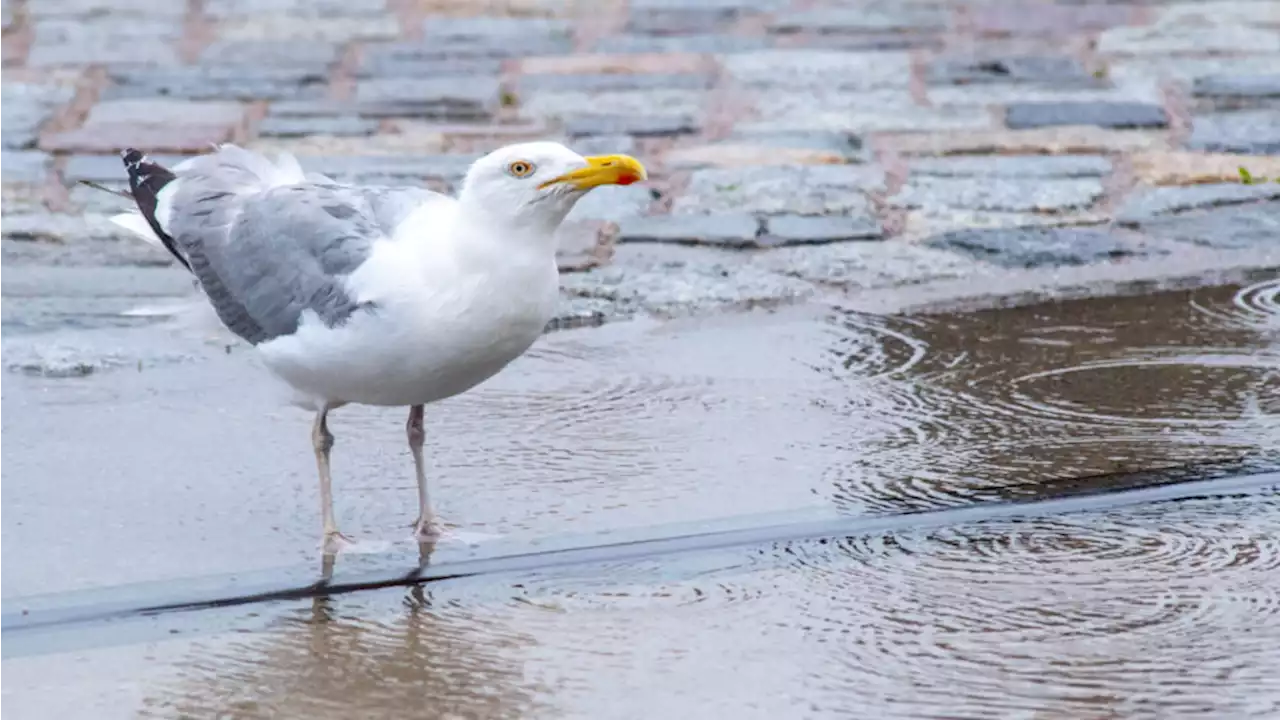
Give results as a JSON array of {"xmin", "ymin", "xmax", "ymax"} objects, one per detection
[{"xmin": 507, "ymin": 160, "xmax": 536, "ymax": 178}]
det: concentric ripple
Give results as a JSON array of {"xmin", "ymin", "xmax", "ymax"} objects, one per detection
[
  {"xmin": 503, "ymin": 551, "xmax": 774, "ymax": 613},
  {"xmin": 777, "ymin": 492, "xmax": 1280, "ymax": 717},
  {"xmin": 15, "ymin": 274, "xmax": 1280, "ymax": 719},
  {"xmin": 827, "ymin": 433, "xmax": 1264, "ymax": 514},
  {"xmin": 139, "ymin": 489, "xmax": 1280, "ymax": 719},
  {"xmin": 1191, "ymin": 277, "xmax": 1280, "ymax": 333},
  {"xmin": 811, "ymin": 281, "xmax": 1280, "ymax": 518},
  {"xmin": 994, "ymin": 349, "xmax": 1280, "ymax": 428},
  {"xmin": 811, "ymin": 309, "xmax": 936, "ymax": 381}
]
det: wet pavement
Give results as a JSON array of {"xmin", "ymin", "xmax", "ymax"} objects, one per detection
[
  {"xmin": 7, "ymin": 0, "xmax": 1280, "ymax": 322},
  {"xmin": 4, "ymin": 269, "xmax": 1279, "ymax": 718},
  {"xmin": 6, "ymin": 0, "xmax": 1280, "ymax": 714}
]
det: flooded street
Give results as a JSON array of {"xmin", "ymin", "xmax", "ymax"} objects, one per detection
[{"xmin": 4, "ymin": 273, "xmax": 1279, "ymax": 719}]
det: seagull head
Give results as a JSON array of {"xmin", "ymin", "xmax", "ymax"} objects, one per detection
[{"xmin": 458, "ymin": 141, "xmax": 648, "ymax": 232}]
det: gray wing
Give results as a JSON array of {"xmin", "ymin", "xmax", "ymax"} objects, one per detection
[{"xmin": 166, "ymin": 149, "xmax": 441, "ymax": 345}]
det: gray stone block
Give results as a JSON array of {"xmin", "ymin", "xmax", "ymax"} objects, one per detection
[
  {"xmin": 769, "ymin": 7, "xmax": 948, "ymax": 34},
  {"xmin": 925, "ymin": 227, "xmax": 1149, "ymax": 268},
  {"xmin": 1132, "ymin": 202, "xmax": 1280, "ymax": 250},
  {"xmin": 891, "ymin": 176, "xmax": 1104, "ymax": 213},
  {"xmin": 567, "ymin": 185, "xmax": 655, "ymax": 223},
  {"xmin": 1, "ymin": 103, "xmax": 45, "ymax": 149},
  {"xmin": 28, "ymin": 0, "xmax": 187, "ymax": 16},
  {"xmin": 630, "ymin": 0, "xmax": 788, "ymax": 10},
  {"xmin": 85, "ymin": 98, "xmax": 245, "ymax": 127},
  {"xmin": 592, "ymin": 34, "xmax": 768, "ymax": 54},
  {"xmin": 762, "ymin": 214, "xmax": 884, "ymax": 244},
  {"xmin": 1115, "ymin": 183, "xmax": 1280, "ymax": 225},
  {"xmin": 2, "ymin": 151, "xmax": 52, "ymax": 183},
  {"xmin": 1193, "ymin": 74, "xmax": 1280, "ymax": 99},
  {"xmin": 909, "ymin": 155, "xmax": 1113, "ymax": 178},
  {"xmin": 206, "ymin": 0, "xmax": 388, "ymax": 17},
  {"xmin": 726, "ymin": 129, "xmax": 865, "ymax": 156},
  {"xmin": 675, "ymin": 165, "xmax": 885, "ymax": 216},
  {"xmin": 927, "ymin": 55, "xmax": 1095, "ymax": 86},
  {"xmin": 423, "ymin": 16, "xmax": 573, "ymax": 41},
  {"xmin": 515, "ymin": 74, "xmax": 714, "ymax": 94},
  {"xmin": 257, "ymin": 115, "xmax": 379, "ymax": 137},
  {"xmin": 1186, "ymin": 111, "xmax": 1280, "ymax": 155},
  {"xmin": 364, "ymin": 35, "xmax": 572, "ymax": 61},
  {"xmin": 358, "ymin": 55, "xmax": 504, "ymax": 79},
  {"xmin": 724, "ymin": 50, "xmax": 913, "ymax": 91},
  {"xmin": 618, "ymin": 214, "xmax": 762, "ymax": 247},
  {"xmin": 1006, "ymin": 102, "xmax": 1168, "ymax": 130},
  {"xmin": 28, "ymin": 17, "xmax": 182, "ymax": 67},
  {"xmin": 569, "ymin": 134, "xmax": 638, "ymax": 157},
  {"xmin": 103, "ymin": 67, "xmax": 329, "ymax": 102},
  {"xmin": 627, "ymin": 8, "xmax": 736, "ymax": 35},
  {"xmin": 295, "ymin": 155, "xmax": 474, "ymax": 184},
  {"xmin": 566, "ymin": 115, "xmax": 699, "ymax": 137},
  {"xmin": 354, "ymin": 78, "xmax": 500, "ymax": 120},
  {"xmin": 199, "ymin": 41, "xmax": 340, "ymax": 68}
]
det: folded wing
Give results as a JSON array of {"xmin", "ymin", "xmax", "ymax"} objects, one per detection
[{"xmin": 115, "ymin": 144, "xmax": 448, "ymax": 346}]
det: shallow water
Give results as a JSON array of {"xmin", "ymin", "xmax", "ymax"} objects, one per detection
[{"xmin": 3, "ymin": 272, "xmax": 1279, "ymax": 718}]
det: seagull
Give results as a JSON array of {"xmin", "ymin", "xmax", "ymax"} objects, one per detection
[{"xmin": 103, "ymin": 141, "xmax": 647, "ymax": 553}]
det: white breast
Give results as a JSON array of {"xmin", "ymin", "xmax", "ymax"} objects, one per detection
[{"xmin": 256, "ymin": 219, "xmax": 560, "ymax": 409}]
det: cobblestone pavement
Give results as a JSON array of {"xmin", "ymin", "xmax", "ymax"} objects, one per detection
[{"xmin": 2, "ymin": 0, "xmax": 1279, "ymax": 328}]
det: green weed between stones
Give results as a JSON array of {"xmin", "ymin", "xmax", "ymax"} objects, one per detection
[{"xmin": 1238, "ymin": 167, "xmax": 1280, "ymax": 184}]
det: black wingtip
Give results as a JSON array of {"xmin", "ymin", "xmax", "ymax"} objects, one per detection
[
  {"xmin": 121, "ymin": 148, "xmax": 145, "ymax": 168},
  {"xmin": 119, "ymin": 149, "xmax": 193, "ymax": 274}
]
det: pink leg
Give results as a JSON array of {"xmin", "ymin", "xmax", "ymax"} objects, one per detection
[
  {"xmin": 407, "ymin": 405, "xmax": 443, "ymax": 540},
  {"xmin": 313, "ymin": 406, "xmax": 353, "ymax": 554}
]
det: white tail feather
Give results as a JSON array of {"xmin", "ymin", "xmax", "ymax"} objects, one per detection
[
  {"xmin": 110, "ymin": 212, "xmax": 164, "ymax": 248},
  {"xmin": 272, "ymin": 151, "xmax": 306, "ymax": 186}
]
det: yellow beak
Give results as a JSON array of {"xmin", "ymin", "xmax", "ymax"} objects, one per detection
[{"xmin": 540, "ymin": 154, "xmax": 648, "ymax": 191}]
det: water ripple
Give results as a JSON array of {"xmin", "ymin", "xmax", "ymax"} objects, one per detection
[
  {"xmin": 779, "ymin": 493, "xmax": 1280, "ymax": 717},
  {"xmin": 13, "ymin": 275, "xmax": 1280, "ymax": 719},
  {"xmin": 1191, "ymin": 277, "xmax": 1280, "ymax": 333},
  {"xmin": 993, "ymin": 350, "xmax": 1280, "ymax": 428}
]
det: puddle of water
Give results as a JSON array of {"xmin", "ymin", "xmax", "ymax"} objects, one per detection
[
  {"xmin": 815, "ymin": 277, "xmax": 1279, "ymax": 516},
  {"xmin": 7, "ymin": 490, "xmax": 1277, "ymax": 720},
  {"xmin": 3, "ymin": 275, "xmax": 1279, "ymax": 718}
]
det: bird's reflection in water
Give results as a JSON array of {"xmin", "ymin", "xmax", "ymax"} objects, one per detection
[
  {"xmin": 144, "ymin": 539, "xmax": 548, "ymax": 720},
  {"xmin": 316, "ymin": 535, "xmax": 437, "ymax": 584}
]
